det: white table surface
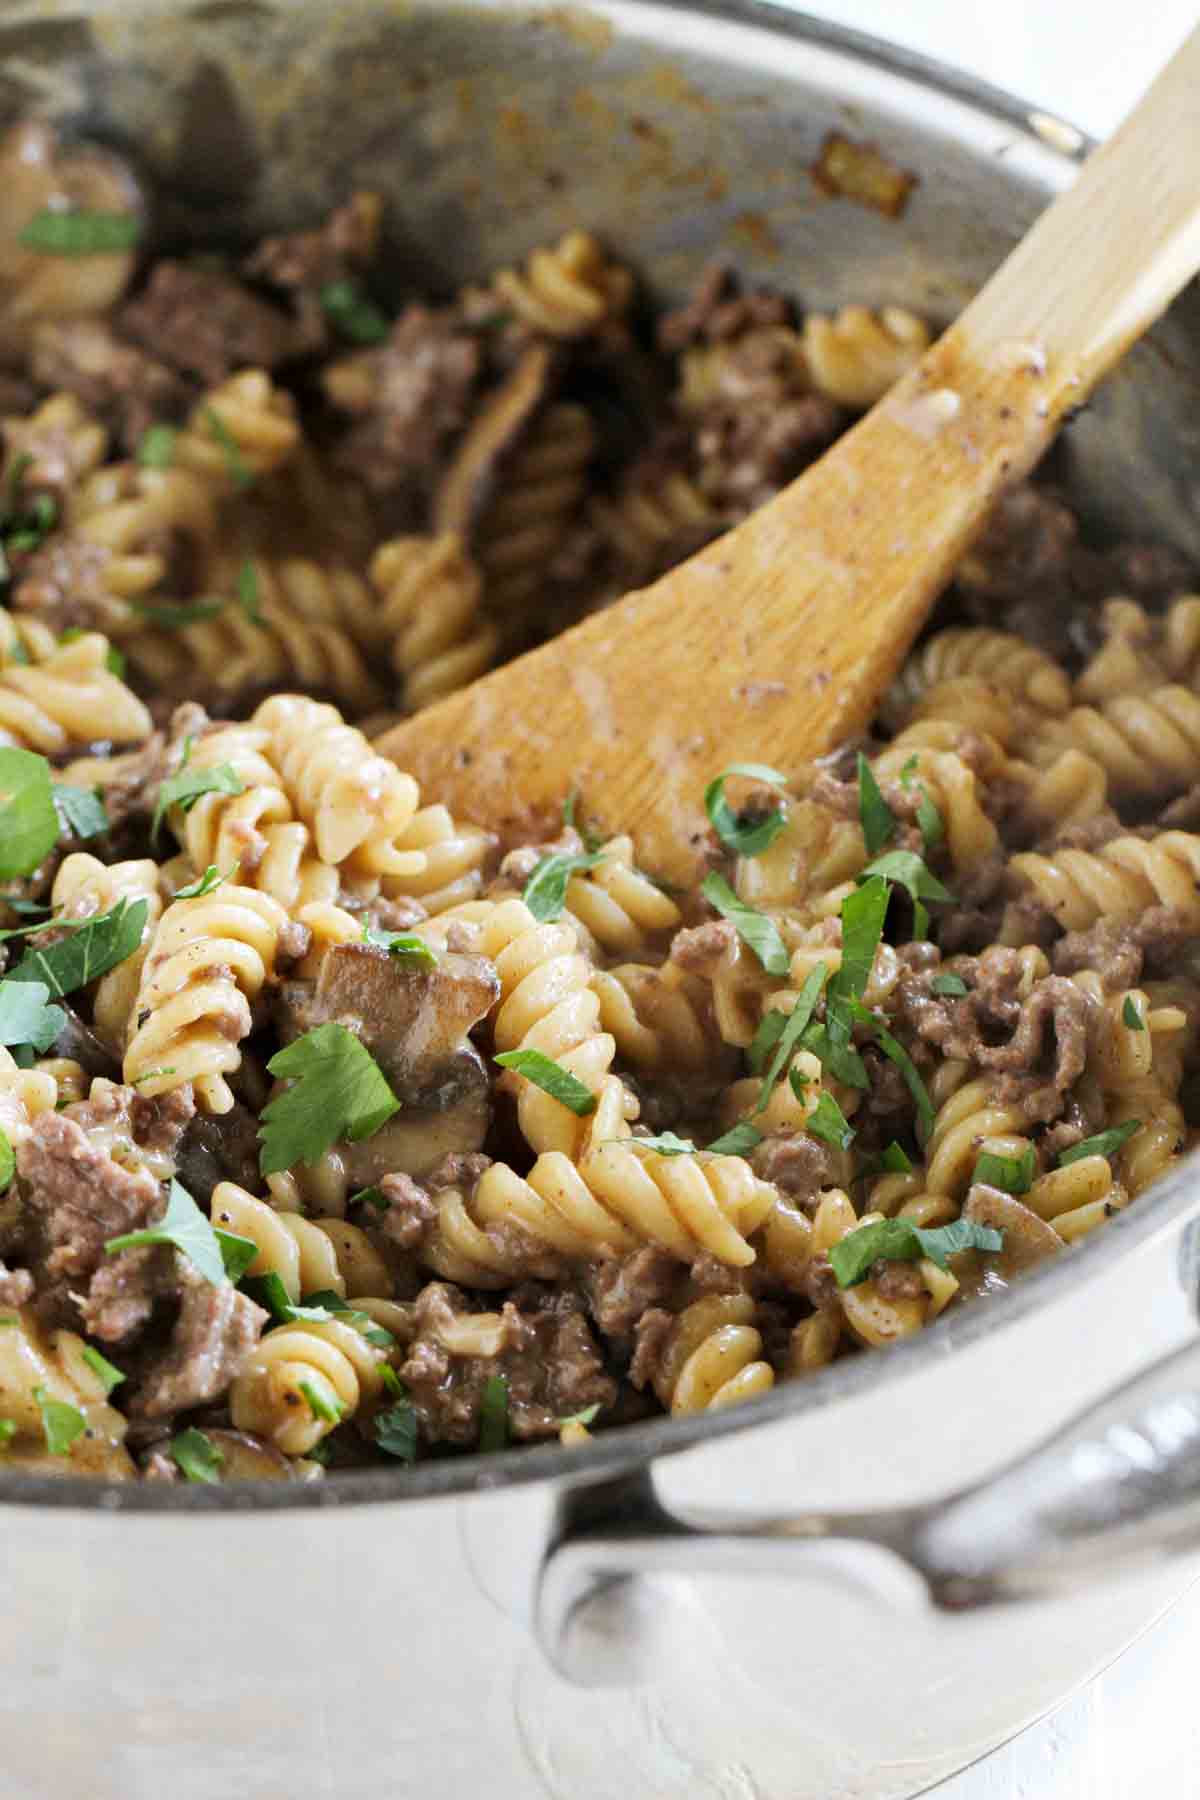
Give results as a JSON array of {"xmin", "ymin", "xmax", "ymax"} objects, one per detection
[{"xmin": 783, "ymin": 5, "xmax": 1200, "ymax": 1796}]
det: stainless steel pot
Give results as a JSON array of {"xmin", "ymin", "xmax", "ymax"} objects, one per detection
[{"xmin": 5, "ymin": 5, "xmax": 1200, "ymax": 1796}]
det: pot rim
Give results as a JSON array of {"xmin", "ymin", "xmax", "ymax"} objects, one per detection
[{"xmin": 3, "ymin": 0, "xmax": 1153, "ymax": 1516}]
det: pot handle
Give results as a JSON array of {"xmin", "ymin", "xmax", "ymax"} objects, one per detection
[{"xmin": 537, "ymin": 1334, "xmax": 1200, "ymax": 1685}]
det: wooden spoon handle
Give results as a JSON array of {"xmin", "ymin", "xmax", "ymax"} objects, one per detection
[{"xmin": 379, "ymin": 26, "xmax": 1200, "ymax": 886}]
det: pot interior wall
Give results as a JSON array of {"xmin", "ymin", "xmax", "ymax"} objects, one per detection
[{"xmin": 3, "ymin": 0, "xmax": 1200, "ymax": 556}]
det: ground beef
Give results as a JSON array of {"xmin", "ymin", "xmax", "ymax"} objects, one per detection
[
  {"xmin": 29, "ymin": 317, "xmax": 192, "ymax": 453},
  {"xmin": 130, "ymin": 1267, "xmax": 267, "ymax": 1419},
  {"xmin": 0, "ymin": 1261, "xmax": 33, "ymax": 1306},
  {"xmin": 396, "ymin": 1281, "xmax": 615, "ymax": 1445},
  {"xmin": 656, "ymin": 264, "xmax": 793, "ymax": 353},
  {"xmin": 243, "ymin": 191, "xmax": 381, "ymax": 355},
  {"xmin": 695, "ymin": 380, "xmax": 843, "ymax": 515},
  {"xmin": 118, "ymin": 261, "xmax": 303, "ymax": 386},
  {"xmin": 801, "ymin": 1253, "xmax": 840, "ymax": 1311},
  {"xmin": 1043, "ymin": 809, "xmax": 1125, "ymax": 853},
  {"xmin": 582, "ymin": 1246, "xmax": 681, "ymax": 1337},
  {"xmin": 1051, "ymin": 906, "xmax": 1195, "ymax": 988},
  {"xmin": 15, "ymin": 1110, "xmax": 164, "ymax": 1330},
  {"xmin": 956, "ymin": 484, "xmax": 1079, "ymax": 609},
  {"xmin": 873, "ymin": 1259, "xmax": 926, "ymax": 1301},
  {"xmin": 10, "ymin": 534, "xmax": 130, "ymax": 636},
  {"xmin": 377, "ymin": 1171, "xmax": 438, "ymax": 1251},
  {"xmin": 324, "ymin": 304, "xmax": 483, "ymax": 510},
  {"xmin": 79, "ymin": 1243, "xmax": 176, "ymax": 1344},
  {"xmin": 79, "ymin": 731, "xmax": 172, "ymax": 834},
  {"xmin": 669, "ymin": 917, "xmax": 735, "ymax": 973},
  {"xmin": 750, "ymin": 1132, "xmax": 830, "ymax": 1204},
  {"xmin": 628, "ymin": 1306, "xmax": 675, "ymax": 1390}
]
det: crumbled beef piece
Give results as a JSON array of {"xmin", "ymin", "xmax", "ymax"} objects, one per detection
[
  {"xmin": 29, "ymin": 317, "xmax": 193, "ymax": 453},
  {"xmin": 695, "ymin": 378, "xmax": 843, "ymax": 514},
  {"xmin": 141, "ymin": 1447, "xmax": 179, "ymax": 1482},
  {"xmin": 1041, "ymin": 1091, "xmax": 1108, "ymax": 1161},
  {"xmin": 956, "ymin": 484, "xmax": 1079, "ymax": 607},
  {"xmin": 497, "ymin": 826, "xmax": 584, "ymax": 890},
  {"xmin": 687, "ymin": 1253, "xmax": 752, "ymax": 1297},
  {"xmin": 801, "ymin": 1253, "xmax": 840, "ymax": 1311},
  {"xmin": 15, "ymin": 1110, "xmax": 163, "ymax": 1329},
  {"xmin": 242, "ymin": 191, "xmax": 382, "ymax": 353},
  {"xmin": 175, "ymin": 1100, "xmax": 262, "ymax": 1204},
  {"xmin": 79, "ymin": 1243, "xmax": 176, "ymax": 1344},
  {"xmin": 1052, "ymin": 906, "xmax": 1194, "ymax": 988},
  {"xmin": 325, "ymin": 304, "xmax": 483, "ymax": 511},
  {"xmin": 1158, "ymin": 786, "xmax": 1200, "ymax": 832},
  {"xmin": 583, "ymin": 1246, "xmax": 681, "ymax": 1337},
  {"xmin": 859, "ymin": 1043, "xmax": 911, "ymax": 1125},
  {"xmin": 118, "ymin": 261, "xmax": 303, "ymax": 385},
  {"xmin": 424, "ymin": 1150, "xmax": 493, "ymax": 1193},
  {"xmin": 131, "ymin": 1086, "xmax": 196, "ymax": 1166},
  {"xmin": 750, "ymin": 1132, "xmax": 830, "ymax": 1204},
  {"xmin": 0, "ymin": 1261, "xmax": 33, "ymax": 1306},
  {"xmin": 1044, "ymin": 810, "xmax": 1125, "ymax": 853},
  {"xmin": 130, "ymin": 1267, "xmax": 267, "ymax": 1418},
  {"xmin": 873, "ymin": 1258, "xmax": 926, "ymax": 1301},
  {"xmin": 656, "ymin": 265, "xmax": 791, "ymax": 353},
  {"xmin": 77, "ymin": 731, "xmax": 171, "ymax": 834},
  {"xmin": 396, "ymin": 1281, "xmax": 615, "ymax": 1445},
  {"xmin": 378, "ymin": 1171, "xmax": 437, "ymax": 1251},
  {"xmin": 629, "ymin": 1306, "xmax": 675, "ymax": 1390},
  {"xmin": 365, "ymin": 893, "xmax": 429, "ymax": 934},
  {"xmin": 670, "ymin": 917, "xmax": 735, "ymax": 973},
  {"xmin": 10, "ymin": 534, "xmax": 132, "ymax": 636}
]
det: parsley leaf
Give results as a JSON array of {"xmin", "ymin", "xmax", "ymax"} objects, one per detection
[
  {"xmin": 805, "ymin": 1090, "xmax": 855, "ymax": 1149},
  {"xmin": 9, "ymin": 896, "xmax": 148, "ymax": 999},
  {"xmin": 259, "ymin": 1023, "xmax": 401, "ymax": 1176},
  {"xmin": 19, "ymin": 209, "xmax": 140, "ymax": 255},
  {"xmin": 522, "ymin": 848, "xmax": 606, "ymax": 922},
  {"xmin": 152, "ymin": 746, "xmax": 245, "ymax": 840},
  {"xmin": 704, "ymin": 762, "xmax": 790, "ymax": 858},
  {"xmin": 973, "ymin": 1144, "xmax": 1036, "ymax": 1196},
  {"xmin": 0, "ymin": 1128, "xmax": 13, "ymax": 1195},
  {"xmin": 898, "ymin": 755, "xmax": 944, "ymax": 850},
  {"xmin": 137, "ymin": 424, "xmax": 177, "ymax": 469},
  {"xmin": 214, "ymin": 1228, "xmax": 260, "ymax": 1285},
  {"xmin": 1122, "ymin": 996, "xmax": 1146, "ymax": 1031},
  {"xmin": 302, "ymin": 1289, "xmax": 395, "ymax": 1348},
  {"xmin": 799, "ymin": 1019, "xmax": 869, "ymax": 1089},
  {"xmin": 80, "ymin": 1345, "xmax": 125, "ymax": 1395},
  {"xmin": 862, "ymin": 1139, "xmax": 914, "ymax": 1178},
  {"xmin": 0, "ymin": 978, "xmax": 64, "ymax": 1053},
  {"xmin": 559, "ymin": 1402, "xmax": 601, "ymax": 1428},
  {"xmin": 706, "ymin": 1122, "xmax": 763, "ymax": 1157},
  {"xmin": 170, "ymin": 1426, "xmax": 224, "ymax": 1484},
  {"xmin": 0, "ymin": 1419, "xmax": 14, "ymax": 1448},
  {"xmin": 52, "ymin": 783, "xmax": 108, "ymax": 842},
  {"xmin": 351, "ymin": 1185, "xmax": 388, "ymax": 1212},
  {"xmin": 859, "ymin": 850, "xmax": 953, "ymax": 941},
  {"xmin": 203, "ymin": 405, "xmax": 253, "ymax": 491},
  {"xmin": 753, "ymin": 963, "xmax": 826, "ymax": 1115},
  {"xmin": 747, "ymin": 1008, "xmax": 787, "ymax": 1074},
  {"xmin": 493, "ymin": 1047, "xmax": 597, "ymax": 1117},
  {"xmin": 174, "ymin": 864, "xmax": 233, "ymax": 900},
  {"xmin": 375, "ymin": 1396, "xmax": 419, "ymax": 1463},
  {"xmin": 699, "ymin": 871, "xmax": 789, "ymax": 975},
  {"xmin": 0, "ymin": 748, "xmax": 59, "ymax": 880},
  {"xmin": 106, "ymin": 1177, "xmax": 227, "ymax": 1285},
  {"xmin": 130, "ymin": 596, "xmax": 226, "ymax": 630},
  {"xmin": 361, "ymin": 923, "xmax": 438, "ymax": 966},
  {"xmin": 932, "ymin": 973, "xmax": 968, "ymax": 998},
  {"xmin": 236, "ymin": 558, "xmax": 262, "ymax": 623},
  {"xmin": 829, "ymin": 876, "xmax": 890, "ymax": 1007},
  {"xmin": 479, "ymin": 1374, "xmax": 509, "ymax": 1452},
  {"xmin": 830, "ymin": 1216, "xmax": 1004, "ymax": 1289},
  {"xmin": 849, "ymin": 1002, "xmax": 935, "ymax": 1134},
  {"xmin": 299, "ymin": 1379, "xmax": 343, "ymax": 1424},
  {"xmin": 627, "ymin": 1131, "xmax": 696, "ymax": 1156},
  {"xmin": 320, "ymin": 279, "xmax": 390, "ymax": 345},
  {"xmin": 34, "ymin": 1386, "xmax": 86, "ymax": 1456},
  {"xmin": 1058, "ymin": 1120, "xmax": 1142, "ymax": 1166},
  {"xmin": 857, "ymin": 754, "xmax": 895, "ymax": 856}
]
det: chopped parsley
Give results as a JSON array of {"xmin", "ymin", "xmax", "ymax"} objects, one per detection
[
  {"xmin": 0, "ymin": 1419, "xmax": 14, "ymax": 1448},
  {"xmin": 8, "ymin": 896, "xmax": 148, "ymax": 999},
  {"xmin": 34, "ymin": 1386, "xmax": 86, "ymax": 1456},
  {"xmin": 0, "ymin": 978, "xmax": 64, "ymax": 1054},
  {"xmin": 214, "ymin": 1228, "xmax": 260, "ymax": 1285},
  {"xmin": 299, "ymin": 1379, "xmax": 343, "ymax": 1425},
  {"xmin": 1122, "ymin": 996, "xmax": 1146, "ymax": 1031},
  {"xmin": 706, "ymin": 1122, "xmax": 763, "ymax": 1157},
  {"xmin": 0, "ymin": 748, "xmax": 59, "ymax": 880},
  {"xmin": 627, "ymin": 1131, "xmax": 696, "ymax": 1156},
  {"xmin": 899, "ymin": 754, "xmax": 944, "ymax": 850},
  {"xmin": 829, "ymin": 1216, "xmax": 1004, "ymax": 1289},
  {"xmin": 704, "ymin": 761, "xmax": 790, "ymax": 857},
  {"xmin": 753, "ymin": 963, "xmax": 826, "ymax": 1115},
  {"xmin": 859, "ymin": 849, "xmax": 952, "ymax": 941},
  {"xmin": 828, "ymin": 875, "xmax": 890, "ymax": 1007},
  {"xmin": 361, "ymin": 922, "xmax": 439, "ymax": 966},
  {"xmin": 493, "ymin": 1048, "xmax": 597, "ymax": 1117},
  {"xmin": 130, "ymin": 596, "xmax": 226, "ymax": 630},
  {"xmin": 152, "ymin": 741, "xmax": 246, "ymax": 839},
  {"xmin": 375, "ymin": 1395, "xmax": 419, "ymax": 1463},
  {"xmin": 106, "ymin": 1177, "xmax": 228, "ymax": 1286},
  {"xmin": 478, "ymin": 1375, "xmax": 509, "ymax": 1452},
  {"xmin": 848, "ymin": 1000, "xmax": 935, "ymax": 1134},
  {"xmin": 19, "ymin": 209, "xmax": 140, "ymax": 255},
  {"xmin": 169, "ymin": 1426, "xmax": 224, "ymax": 1484},
  {"xmin": 237, "ymin": 558, "xmax": 262, "ymax": 624},
  {"xmin": 973, "ymin": 1145, "xmax": 1036, "ymax": 1196},
  {"xmin": 174, "ymin": 864, "xmax": 234, "ymax": 900},
  {"xmin": 699, "ymin": 871, "xmax": 789, "ymax": 975},
  {"xmin": 0, "ymin": 1128, "xmax": 13, "ymax": 1195},
  {"xmin": 202, "ymin": 405, "xmax": 253, "ymax": 491},
  {"xmin": 931, "ymin": 973, "xmax": 968, "ymax": 998},
  {"xmin": 303, "ymin": 1289, "xmax": 395, "ymax": 1349},
  {"xmin": 80, "ymin": 1346, "xmax": 125, "ymax": 1396},
  {"xmin": 136, "ymin": 424, "xmax": 177, "ymax": 469},
  {"xmin": 805, "ymin": 1089, "xmax": 855, "ymax": 1150},
  {"xmin": 51, "ymin": 784, "xmax": 108, "ymax": 842},
  {"xmin": 1058, "ymin": 1120, "xmax": 1142, "ymax": 1166},
  {"xmin": 351, "ymin": 1185, "xmax": 388, "ymax": 1213},
  {"xmin": 259, "ymin": 1023, "xmax": 401, "ymax": 1176},
  {"xmin": 319, "ymin": 279, "xmax": 390, "ymax": 345},
  {"xmin": 522, "ymin": 847, "xmax": 606, "ymax": 922},
  {"xmin": 857, "ymin": 754, "xmax": 896, "ymax": 856},
  {"xmin": 558, "ymin": 1402, "xmax": 601, "ymax": 1428}
]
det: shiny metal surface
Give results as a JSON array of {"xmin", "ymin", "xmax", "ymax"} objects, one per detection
[{"xmin": 3, "ymin": 5, "xmax": 1200, "ymax": 1795}]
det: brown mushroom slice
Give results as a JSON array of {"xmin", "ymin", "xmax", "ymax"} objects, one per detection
[
  {"xmin": 957, "ymin": 1183, "xmax": 1066, "ymax": 1299},
  {"xmin": 433, "ymin": 342, "xmax": 557, "ymax": 536},
  {"xmin": 277, "ymin": 942, "xmax": 499, "ymax": 1101},
  {"xmin": 0, "ymin": 120, "xmax": 144, "ymax": 346},
  {"xmin": 340, "ymin": 1058, "xmax": 492, "ymax": 1184},
  {"xmin": 203, "ymin": 1428, "xmax": 316, "ymax": 1481}
]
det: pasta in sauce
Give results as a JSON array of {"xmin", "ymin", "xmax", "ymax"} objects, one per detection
[{"xmin": 0, "ymin": 116, "xmax": 1194, "ymax": 1483}]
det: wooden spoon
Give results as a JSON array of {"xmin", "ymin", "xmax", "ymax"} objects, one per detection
[{"xmin": 380, "ymin": 28, "xmax": 1200, "ymax": 887}]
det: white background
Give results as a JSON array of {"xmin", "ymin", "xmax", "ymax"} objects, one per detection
[{"xmin": 784, "ymin": 4, "xmax": 1200, "ymax": 1796}]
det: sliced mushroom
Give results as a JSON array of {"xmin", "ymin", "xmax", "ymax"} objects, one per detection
[
  {"xmin": 339, "ymin": 1066, "xmax": 492, "ymax": 1184},
  {"xmin": 958, "ymin": 1183, "xmax": 1066, "ymax": 1299},
  {"xmin": 433, "ymin": 342, "xmax": 558, "ymax": 536}
]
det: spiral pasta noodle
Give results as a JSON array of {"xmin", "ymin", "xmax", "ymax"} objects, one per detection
[
  {"xmin": 801, "ymin": 303, "xmax": 931, "ymax": 409},
  {"xmin": 881, "ymin": 626, "xmax": 1072, "ymax": 731},
  {"xmin": 0, "ymin": 1306, "xmax": 131, "ymax": 1471},
  {"xmin": 368, "ymin": 533, "xmax": 497, "ymax": 711},
  {"xmin": 491, "ymin": 230, "xmax": 632, "ymax": 338},
  {"xmin": 50, "ymin": 852, "xmax": 164, "ymax": 1052},
  {"xmin": 476, "ymin": 404, "xmax": 596, "ymax": 616},
  {"xmin": 642, "ymin": 1294, "xmax": 774, "ymax": 1414},
  {"xmin": 1007, "ymin": 831, "xmax": 1200, "ymax": 931},
  {"xmin": 0, "ymin": 631, "xmax": 151, "ymax": 753},
  {"xmin": 209, "ymin": 1183, "xmax": 392, "ymax": 1301},
  {"xmin": 173, "ymin": 370, "xmax": 300, "ymax": 494},
  {"xmin": 230, "ymin": 1314, "xmax": 387, "ymax": 1456}
]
